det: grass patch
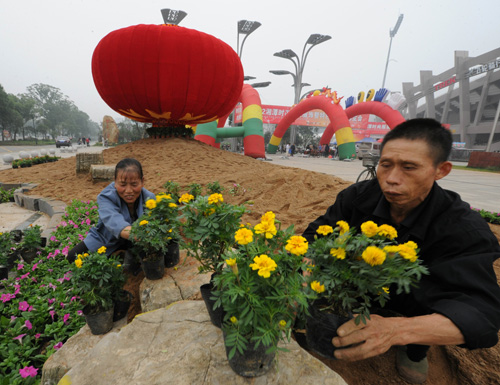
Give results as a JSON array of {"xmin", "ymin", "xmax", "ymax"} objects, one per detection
[{"xmin": 452, "ymin": 165, "xmax": 500, "ymax": 174}]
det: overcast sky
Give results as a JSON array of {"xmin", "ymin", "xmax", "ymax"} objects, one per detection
[{"xmin": 1, "ymin": 0, "xmax": 498, "ymax": 124}]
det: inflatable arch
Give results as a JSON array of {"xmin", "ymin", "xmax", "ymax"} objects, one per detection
[
  {"xmin": 267, "ymin": 93, "xmax": 357, "ymax": 160},
  {"xmin": 194, "ymin": 84, "xmax": 265, "ymax": 158}
]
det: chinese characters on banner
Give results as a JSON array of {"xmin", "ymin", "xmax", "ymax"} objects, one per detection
[{"xmin": 234, "ymin": 104, "xmax": 390, "ymax": 138}]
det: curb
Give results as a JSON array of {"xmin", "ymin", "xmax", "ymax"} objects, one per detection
[{"xmin": 0, "ymin": 182, "xmax": 67, "ymax": 242}]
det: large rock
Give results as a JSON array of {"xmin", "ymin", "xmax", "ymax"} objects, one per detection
[
  {"xmin": 102, "ymin": 115, "xmax": 119, "ymax": 144},
  {"xmin": 47, "ymin": 301, "xmax": 347, "ymax": 385}
]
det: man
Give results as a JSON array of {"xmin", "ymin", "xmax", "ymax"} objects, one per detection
[{"xmin": 302, "ymin": 118, "xmax": 500, "ymax": 383}]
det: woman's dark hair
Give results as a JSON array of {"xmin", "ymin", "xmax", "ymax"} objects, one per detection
[
  {"xmin": 381, "ymin": 118, "xmax": 452, "ymax": 165},
  {"xmin": 114, "ymin": 158, "xmax": 144, "ymax": 180}
]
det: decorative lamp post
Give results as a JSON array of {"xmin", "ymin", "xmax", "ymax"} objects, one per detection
[
  {"xmin": 160, "ymin": 8, "xmax": 187, "ymax": 25},
  {"xmin": 382, "ymin": 14, "xmax": 404, "ymax": 89},
  {"xmin": 237, "ymin": 20, "xmax": 262, "ymax": 59},
  {"xmin": 270, "ymin": 34, "xmax": 331, "ymax": 144}
]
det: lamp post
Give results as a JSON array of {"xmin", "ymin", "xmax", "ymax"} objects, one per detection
[
  {"xmin": 381, "ymin": 14, "xmax": 404, "ymax": 89},
  {"xmin": 160, "ymin": 8, "xmax": 187, "ymax": 25},
  {"xmin": 270, "ymin": 34, "xmax": 331, "ymax": 144},
  {"xmin": 237, "ymin": 20, "xmax": 262, "ymax": 59}
]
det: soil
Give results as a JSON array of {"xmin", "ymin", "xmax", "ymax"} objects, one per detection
[{"xmin": 1, "ymin": 137, "xmax": 500, "ymax": 385}]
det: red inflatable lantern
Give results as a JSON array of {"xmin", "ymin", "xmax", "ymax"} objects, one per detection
[{"xmin": 92, "ymin": 24, "xmax": 243, "ymax": 130}]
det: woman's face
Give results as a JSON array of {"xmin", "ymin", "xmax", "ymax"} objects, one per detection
[{"xmin": 115, "ymin": 169, "xmax": 144, "ymax": 206}]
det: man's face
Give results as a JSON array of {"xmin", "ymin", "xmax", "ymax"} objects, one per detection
[
  {"xmin": 115, "ymin": 169, "xmax": 144, "ymax": 206},
  {"xmin": 377, "ymin": 138, "xmax": 449, "ymax": 213}
]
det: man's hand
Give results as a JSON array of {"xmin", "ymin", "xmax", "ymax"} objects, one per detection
[{"xmin": 332, "ymin": 314, "xmax": 397, "ymax": 361}]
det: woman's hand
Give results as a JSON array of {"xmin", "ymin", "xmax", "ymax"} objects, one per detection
[{"xmin": 120, "ymin": 225, "xmax": 132, "ymax": 240}]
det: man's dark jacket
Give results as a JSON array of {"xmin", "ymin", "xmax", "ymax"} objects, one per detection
[{"xmin": 303, "ymin": 179, "xmax": 500, "ymax": 349}]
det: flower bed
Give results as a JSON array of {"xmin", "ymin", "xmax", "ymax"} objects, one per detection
[{"xmin": 11, "ymin": 156, "xmax": 59, "ymax": 169}]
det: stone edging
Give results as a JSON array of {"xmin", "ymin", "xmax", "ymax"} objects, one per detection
[{"xmin": 0, "ymin": 182, "xmax": 67, "ymax": 242}]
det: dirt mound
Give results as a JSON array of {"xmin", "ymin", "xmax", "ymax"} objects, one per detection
[{"xmin": 1, "ymin": 138, "xmax": 499, "ymax": 384}]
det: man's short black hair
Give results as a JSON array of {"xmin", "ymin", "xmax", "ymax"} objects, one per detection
[{"xmin": 380, "ymin": 118, "xmax": 452, "ymax": 165}]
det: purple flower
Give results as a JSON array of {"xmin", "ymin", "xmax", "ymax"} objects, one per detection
[
  {"xmin": 19, "ymin": 365, "xmax": 38, "ymax": 378},
  {"xmin": 17, "ymin": 264, "xmax": 24, "ymax": 270},
  {"xmin": 53, "ymin": 342, "xmax": 63, "ymax": 350},
  {"xmin": 13, "ymin": 333, "xmax": 26, "ymax": 343},
  {"xmin": 48, "ymin": 268, "xmax": 53, "ymax": 272},
  {"xmin": 19, "ymin": 301, "xmax": 30, "ymax": 311},
  {"xmin": 25, "ymin": 320, "xmax": 32, "ymax": 330},
  {"xmin": 77, "ymin": 310, "xmax": 83, "ymax": 316},
  {"xmin": 1, "ymin": 293, "xmax": 15, "ymax": 303},
  {"xmin": 63, "ymin": 313, "xmax": 70, "ymax": 324}
]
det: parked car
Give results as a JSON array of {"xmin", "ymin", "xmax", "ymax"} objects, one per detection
[
  {"xmin": 356, "ymin": 142, "xmax": 380, "ymax": 160},
  {"xmin": 55, "ymin": 136, "xmax": 71, "ymax": 148}
]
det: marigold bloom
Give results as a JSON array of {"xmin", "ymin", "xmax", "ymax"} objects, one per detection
[
  {"xmin": 74, "ymin": 258, "xmax": 83, "ymax": 268},
  {"xmin": 226, "ymin": 258, "xmax": 237, "ymax": 267},
  {"xmin": 261, "ymin": 211, "xmax": 275, "ymax": 224},
  {"xmin": 398, "ymin": 244, "xmax": 418, "ymax": 262},
  {"xmin": 279, "ymin": 320, "xmax": 287, "ymax": 328},
  {"xmin": 383, "ymin": 245, "xmax": 400, "ymax": 255},
  {"xmin": 361, "ymin": 221, "xmax": 378, "ymax": 237},
  {"xmin": 382, "ymin": 287, "xmax": 390, "ymax": 294},
  {"xmin": 361, "ymin": 246, "xmax": 386, "ymax": 266},
  {"xmin": 145, "ymin": 199, "xmax": 157, "ymax": 210},
  {"xmin": 230, "ymin": 316, "xmax": 238, "ymax": 324},
  {"xmin": 316, "ymin": 225, "xmax": 334, "ymax": 236},
  {"xmin": 155, "ymin": 193, "xmax": 171, "ymax": 202},
  {"xmin": 179, "ymin": 193, "xmax": 194, "ymax": 204},
  {"xmin": 285, "ymin": 235, "xmax": 309, "ymax": 256},
  {"xmin": 97, "ymin": 246, "xmax": 107, "ymax": 254},
  {"xmin": 311, "ymin": 280, "xmax": 325, "ymax": 293},
  {"xmin": 404, "ymin": 240, "xmax": 418, "ymax": 249},
  {"xmin": 208, "ymin": 193, "xmax": 223, "ymax": 204},
  {"xmin": 330, "ymin": 247, "xmax": 346, "ymax": 260},
  {"xmin": 377, "ymin": 224, "xmax": 398, "ymax": 240},
  {"xmin": 168, "ymin": 203, "xmax": 178, "ymax": 208},
  {"xmin": 254, "ymin": 221, "xmax": 277, "ymax": 239},
  {"xmin": 234, "ymin": 228, "xmax": 253, "ymax": 245},
  {"xmin": 249, "ymin": 254, "xmax": 277, "ymax": 278},
  {"xmin": 139, "ymin": 220, "xmax": 149, "ymax": 226},
  {"xmin": 336, "ymin": 220, "xmax": 350, "ymax": 235}
]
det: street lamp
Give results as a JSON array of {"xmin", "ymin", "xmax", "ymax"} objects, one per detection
[
  {"xmin": 381, "ymin": 14, "xmax": 404, "ymax": 89},
  {"xmin": 237, "ymin": 20, "xmax": 262, "ymax": 59},
  {"xmin": 269, "ymin": 33, "xmax": 331, "ymax": 144},
  {"xmin": 161, "ymin": 8, "xmax": 187, "ymax": 25}
]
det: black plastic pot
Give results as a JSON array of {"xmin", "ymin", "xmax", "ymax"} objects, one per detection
[
  {"xmin": 224, "ymin": 332, "xmax": 276, "ymax": 377},
  {"xmin": 113, "ymin": 290, "xmax": 133, "ymax": 322},
  {"xmin": 164, "ymin": 241, "xmax": 180, "ymax": 268},
  {"xmin": 20, "ymin": 248, "xmax": 38, "ymax": 264},
  {"xmin": 305, "ymin": 301, "xmax": 353, "ymax": 359},
  {"xmin": 200, "ymin": 281, "xmax": 224, "ymax": 328},
  {"xmin": 141, "ymin": 256, "xmax": 165, "ymax": 280},
  {"xmin": 83, "ymin": 306, "xmax": 114, "ymax": 335}
]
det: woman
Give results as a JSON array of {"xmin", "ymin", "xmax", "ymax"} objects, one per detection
[{"xmin": 67, "ymin": 158, "xmax": 155, "ymax": 263}]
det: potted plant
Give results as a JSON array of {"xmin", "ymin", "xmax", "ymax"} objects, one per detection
[
  {"xmin": 72, "ymin": 246, "xmax": 126, "ymax": 334},
  {"xmin": 303, "ymin": 220, "xmax": 429, "ymax": 358},
  {"xmin": 130, "ymin": 193, "xmax": 181, "ymax": 279},
  {"xmin": 19, "ymin": 225, "xmax": 43, "ymax": 264},
  {"xmin": 181, "ymin": 192, "xmax": 247, "ymax": 326},
  {"xmin": 212, "ymin": 211, "xmax": 310, "ymax": 377}
]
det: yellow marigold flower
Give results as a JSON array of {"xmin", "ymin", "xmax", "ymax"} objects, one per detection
[
  {"xmin": 382, "ymin": 287, "xmax": 390, "ymax": 294},
  {"xmin": 74, "ymin": 258, "xmax": 83, "ymax": 268},
  {"xmin": 405, "ymin": 240, "xmax": 418, "ymax": 250},
  {"xmin": 285, "ymin": 235, "xmax": 309, "ymax": 256},
  {"xmin": 234, "ymin": 228, "xmax": 253, "ymax": 245},
  {"xmin": 383, "ymin": 245, "xmax": 400, "ymax": 255},
  {"xmin": 361, "ymin": 246, "xmax": 386, "ymax": 266},
  {"xmin": 377, "ymin": 224, "xmax": 398, "ymax": 240},
  {"xmin": 168, "ymin": 202, "xmax": 177, "ymax": 208},
  {"xmin": 361, "ymin": 221, "xmax": 378, "ymax": 237},
  {"xmin": 117, "ymin": 264, "xmax": 122, "ymax": 268},
  {"xmin": 249, "ymin": 254, "xmax": 277, "ymax": 278},
  {"xmin": 139, "ymin": 220, "xmax": 149, "ymax": 226},
  {"xmin": 145, "ymin": 199, "xmax": 157, "ymax": 210},
  {"xmin": 226, "ymin": 258, "xmax": 237, "ymax": 267},
  {"xmin": 398, "ymin": 244, "xmax": 418, "ymax": 262},
  {"xmin": 83, "ymin": 253, "xmax": 89, "ymax": 258},
  {"xmin": 230, "ymin": 316, "xmax": 238, "ymax": 324},
  {"xmin": 155, "ymin": 193, "xmax": 170, "ymax": 202},
  {"xmin": 330, "ymin": 247, "xmax": 346, "ymax": 260},
  {"xmin": 316, "ymin": 225, "xmax": 334, "ymax": 236},
  {"xmin": 97, "ymin": 246, "xmax": 107, "ymax": 254},
  {"xmin": 336, "ymin": 220, "xmax": 350, "ymax": 235},
  {"xmin": 310, "ymin": 280, "xmax": 325, "ymax": 293},
  {"xmin": 279, "ymin": 320, "xmax": 287, "ymax": 328},
  {"xmin": 261, "ymin": 211, "xmax": 275, "ymax": 224},
  {"xmin": 254, "ymin": 221, "xmax": 277, "ymax": 239},
  {"xmin": 204, "ymin": 208, "xmax": 216, "ymax": 216},
  {"xmin": 208, "ymin": 193, "xmax": 223, "ymax": 204},
  {"xmin": 178, "ymin": 193, "xmax": 194, "ymax": 204}
]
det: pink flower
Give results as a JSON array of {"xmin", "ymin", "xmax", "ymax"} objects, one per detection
[
  {"xmin": 19, "ymin": 365, "xmax": 38, "ymax": 378},
  {"xmin": 78, "ymin": 234, "xmax": 85, "ymax": 241},
  {"xmin": 60, "ymin": 302, "xmax": 65, "ymax": 308},
  {"xmin": 63, "ymin": 313, "xmax": 70, "ymax": 324},
  {"xmin": 74, "ymin": 225, "xmax": 79, "ymax": 229},
  {"xmin": 11, "ymin": 315, "xmax": 17, "ymax": 321},
  {"xmin": 48, "ymin": 283, "xmax": 57, "ymax": 290},
  {"xmin": 48, "ymin": 268, "xmax": 53, "ymax": 272},
  {"xmin": 35, "ymin": 333, "xmax": 41, "ymax": 339},
  {"xmin": 19, "ymin": 301, "xmax": 30, "ymax": 311},
  {"xmin": 48, "ymin": 298, "xmax": 56, "ymax": 304},
  {"xmin": 32, "ymin": 263, "xmax": 39, "ymax": 271},
  {"xmin": 25, "ymin": 320, "xmax": 32, "ymax": 330},
  {"xmin": 53, "ymin": 342, "xmax": 63, "ymax": 350},
  {"xmin": 50, "ymin": 235, "xmax": 57, "ymax": 241},
  {"xmin": 49, "ymin": 310, "xmax": 56, "ymax": 320},
  {"xmin": 86, "ymin": 218, "xmax": 91, "ymax": 225},
  {"xmin": 17, "ymin": 264, "xmax": 24, "ymax": 270},
  {"xmin": 20, "ymin": 272, "xmax": 30, "ymax": 280},
  {"xmin": 62, "ymin": 246, "xmax": 69, "ymax": 256},
  {"xmin": 1, "ymin": 293, "xmax": 15, "ymax": 303},
  {"xmin": 61, "ymin": 221, "xmax": 67, "ymax": 227},
  {"xmin": 13, "ymin": 333, "xmax": 26, "ymax": 343},
  {"xmin": 70, "ymin": 296, "xmax": 78, "ymax": 302}
]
